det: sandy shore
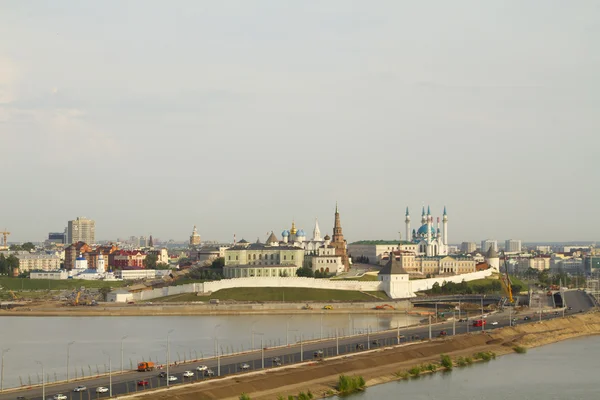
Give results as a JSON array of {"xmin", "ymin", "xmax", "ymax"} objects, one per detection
[{"xmin": 128, "ymin": 312, "xmax": 600, "ymax": 400}]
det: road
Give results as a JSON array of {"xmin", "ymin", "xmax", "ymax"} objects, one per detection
[{"xmin": 2, "ymin": 294, "xmax": 594, "ymax": 400}]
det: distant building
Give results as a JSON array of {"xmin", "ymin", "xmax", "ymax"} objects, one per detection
[
  {"xmin": 189, "ymin": 226, "xmax": 201, "ymax": 247},
  {"xmin": 224, "ymin": 241, "xmax": 304, "ymax": 268},
  {"xmin": 379, "ymin": 251, "xmax": 478, "ymax": 276},
  {"xmin": 564, "ymin": 245, "xmax": 592, "ymax": 253},
  {"xmin": 116, "ymin": 269, "xmax": 157, "ymax": 280},
  {"xmin": 30, "ymin": 270, "xmax": 68, "ymax": 280},
  {"xmin": 147, "ymin": 248, "xmax": 169, "ymax": 265},
  {"xmin": 64, "ymin": 242, "xmax": 92, "ymax": 270},
  {"xmin": 584, "ymin": 255, "xmax": 600, "ymax": 274},
  {"xmin": 460, "ymin": 242, "xmax": 477, "ymax": 253},
  {"xmin": 110, "ymin": 250, "xmax": 147, "ymax": 269},
  {"xmin": 480, "ymin": 240, "xmax": 498, "ymax": 253},
  {"xmin": 223, "ymin": 264, "xmax": 299, "ymax": 279},
  {"xmin": 529, "ymin": 256, "xmax": 550, "ymax": 271},
  {"xmin": 16, "ymin": 253, "xmax": 61, "ymax": 272},
  {"xmin": 505, "ymin": 239, "xmax": 522, "ymax": 253},
  {"xmin": 67, "ymin": 217, "xmax": 95, "ymax": 244},
  {"xmin": 311, "ymin": 237, "xmax": 344, "ymax": 275},
  {"xmin": 47, "ymin": 232, "xmax": 66, "ymax": 245},
  {"xmin": 404, "ymin": 206, "xmax": 450, "ymax": 257},
  {"xmin": 348, "ymin": 241, "xmax": 412, "ymax": 264},
  {"xmin": 139, "ymin": 236, "xmax": 148, "ymax": 247},
  {"xmin": 536, "ymin": 245, "xmax": 552, "ymax": 253}
]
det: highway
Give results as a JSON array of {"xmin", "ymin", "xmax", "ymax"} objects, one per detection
[{"xmin": 2, "ymin": 290, "xmax": 594, "ymax": 400}]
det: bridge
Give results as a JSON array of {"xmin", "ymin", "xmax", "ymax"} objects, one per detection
[{"xmin": 411, "ymin": 295, "xmax": 503, "ymax": 306}]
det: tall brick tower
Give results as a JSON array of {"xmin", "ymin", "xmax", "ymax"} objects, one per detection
[{"xmin": 331, "ymin": 202, "xmax": 349, "ymax": 271}]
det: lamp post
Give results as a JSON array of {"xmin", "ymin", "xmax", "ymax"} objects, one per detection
[
  {"xmin": 102, "ymin": 351, "xmax": 112, "ymax": 397},
  {"xmin": 166, "ymin": 329, "xmax": 174, "ymax": 387},
  {"xmin": 66, "ymin": 341, "xmax": 75, "ymax": 382},
  {"xmin": 320, "ymin": 313, "xmax": 324, "ymax": 340},
  {"xmin": 1, "ymin": 348, "xmax": 9, "ymax": 392},
  {"xmin": 36, "ymin": 361, "xmax": 45, "ymax": 400},
  {"xmin": 254, "ymin": 332, "xmax": 265, "ymax": 369},
  {"xmin": 481, "ymin": 296, "xmax": 485, "ymax": 332},
  {"xmin": 121, "ymin": 335, "xmax": 128, "ymax": 374},
  {"xmin": 214, "ymin": 324, "xmax": 221, "ymax": 376},
  {"xmin": 286, "ymin": 316, "xmax": 293, "ymax": 346},
  {"xmin": 250, "ymin": 321, "xmax": 258, "ymax": 350}
]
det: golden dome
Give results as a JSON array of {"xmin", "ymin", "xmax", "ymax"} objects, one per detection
[{"xmin": 290, "ymin": 221, "xmax": 297, "ymax": 235}]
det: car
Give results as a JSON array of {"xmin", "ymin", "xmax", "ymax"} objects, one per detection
[
  {"xmin": 371, "ymin": 339, "xmax": 380, "ymax": 346},
  {"xmin": 137, "ymin": 380, "xmax": 149, "ymax": 386},
  {"xmin": 314, "ymin": 350, "xmax": 324, "ymax": 358},
  {"xmin": 438, "ymin": 330, "xmax": 447, "ymax": 337},
  {"xmin": 167, "ymin": 375, "xmax": 177, "ymax": 381},
  {"xmin": 458, "ymin": 318, "xmax": 467, "ymax": 322},
  {"xmin": 481, "ymin": 314, "xmax": 488, "ymax": 318},
  {"xmin": 53, "ymin": 395, "xmax": 67, "ymax": 400},
  {"xmin": 568, "ymin": 306, "xmax": 573, "ymax": 310},
  {"xmin": 272, "ymin": 357, "xmax": 282, "ymax": 366},
  {"xmin": 95, "ymin": 387, "xmax": 108, "ymax": 394},
  {"xmin": 73, "ymin": 385, "xmax": 87, "ymax": 392},
  {"xmin": 524, "ymin": 316, "xmax": 531, "ymax": 320},
  {"xmin": 554, "ymin": 311, "xmax": 560, "ymax": 315},
  {"xmin": 204, "ymin": 368, "xmax": 215, "ymax": 377},
  {"xmin": 196, "ymin": 365, "xmax": 208, "ymax": 372},
  {"xmin": 323, "ymin": 305, "xmax": 333, "ymax": 310},
  {"xmin": 16, "ymin": 396, "xmax": 28, "ymax": 400},
  {"xmin": 240, "ymin": 363, "xmax": 250, "ymax": 370},
  {"xmin": 356, "ymin": 343, "xmax": 364, "ymax": 350},
  {"xmin": 183, "ymin": 370, "xmax": 194, "ymax": 377},
  {"xmin": 158, "ymin": 371, "xmax": 167, "ymax": 378},
  {"xmin": 491, "ymin": 321, "xmax": 499, "ymax": 326},
  {"xmin": 580, "ymin": 309, "xmax": 584, "ymax": 313}
]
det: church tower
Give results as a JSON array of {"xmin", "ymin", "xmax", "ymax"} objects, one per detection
[
  {"xmin": 331, "ymin": 203, "xmax": 349, "ymax": 271},
  {"xmin": 405, "ymin": 207, "xmax": 411, "ymax": 242},
  {"xmin": 312, "ymin": 218, "xmax": 322, "ymax": 241}
]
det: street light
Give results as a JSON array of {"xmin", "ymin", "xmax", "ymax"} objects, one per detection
[
  {"xmin": 121, "ymin": 336, "xmax": 128, "ymax": 374},
  {"xmin": 254, "ymin": 332, "xmax": 265, "ymax": 369},
  {"xmin": 166, "ymin": 329, "xmax": 174, "ymax": 387},
  {"xmin": 286, "ymin": 316, "xmax": 294, "ymax": 346},
  {"xmin": 251, "ymin": 320, "xmax": 258, "ymax": 350},
  {"xmin": 36, "ymin": 360, "xmax": 45, "ymax": 400},
  {"xmin": 1, "ymin": 348, "xmax": 9, "ymax": 392},
  {"xmin": 102, "ymin": 351, "xmax": 112, "ymax": 397},
  {"xmin": 214, "ymin": 324, "xmax": 221, "ymax": 376},
  {"xmin": 66, "ymin": 341, "xmax": 75, "ymax": 382}
]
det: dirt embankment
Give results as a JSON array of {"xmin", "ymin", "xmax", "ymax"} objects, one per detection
[{"xmin": 133, "ymin": 313, "xmax": 600, "ymax": 400}]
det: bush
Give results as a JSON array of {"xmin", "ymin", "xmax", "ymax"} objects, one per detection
[
  {"xmin": 456, "ymin": 357, "xmax": 467, "ymax": 367},
  {"xmin": 239, "ymin": 394, "xmax": 251, "ymax": 400},
  {"xmin": 513, "ymin": 345, "xmax": 527, "ymax": 354},
  {"xmin": 465, "ymin": 357, "xmax": 473, "ymax": 365},
  {"xmin": 440, "ymin": 354, "xmax": 453, "ymax": 370},
  {"xmin": 426, "ymin": 363, "xmax": 438, "ymax": 372},
  {"xmin": 408, "ymin": 366, "xmax": 421, "ymax": 376},
  {"xmin": 337, "ymin": 375, "xmax": 366, "ymax": 394},
  {"xmin": 474, "ymin": 352, "xmax": 491, "ymax": 361},
  {"xmin": 394, "ymin": 371, "xmax": 410, "ymax": 379}
]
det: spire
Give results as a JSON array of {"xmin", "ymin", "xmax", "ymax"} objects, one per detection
[
  {"xmin": 336, "ymin": 201, "xmax": 339, "ymax": 214},
  {"xmin": 443, "ymin": 206, "xmax": 447, "ymax": 216},
  {"xmin": 405, "ymin": 207, "xmax": 409, "ymax": 216},
  {"xmin": 422, "ymin": 206, "xmax": 425, "ymax": 216},
  {"xmin": 313, "ymin": 218, "xmax": 322, "ymax": 241},
  {"xmin": 427, "ymin": 205, "xmax": 431, "ymax": 215}
]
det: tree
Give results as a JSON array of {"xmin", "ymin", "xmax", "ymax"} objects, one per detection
[
  {"xmin": 155, "ymin": 263, "xmax": 171, "ymax": 270},
  {"xmin": 143, "ymin": 254, "xmax": 158, "ymax": 269},
  {"xmin": 21, "ymin": 242, "xmax": 35, "ymax": 252},
  {"xmin": 296, "ymin": 267, "xmax": 314, "ymax": 278},
  {"xmin": 211, "ymin": 257, "xmax": 225, "ymax": 268}
]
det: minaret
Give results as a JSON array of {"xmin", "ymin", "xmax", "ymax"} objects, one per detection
[
  {"xmin": 443, "ymin": 206, "xmax": 448, "ymax": 246},
  {"xmin": 97, "ymin": 253, "xmax": 105, "ymax": 274},
  {"xmin": 313, "ymin": 218, "xmax": 322, "ymax": 241},
  {"xmin": 404, "ymin": 207, "xmax": 411, "ymax": 243},
  {"xmin": 331, "ymin": 202, "xmax": 349, "ymax": 270},
  {"xmin": 421, "ymin": 206, "xmax": 427, "ymax": 224},
  {"xmin": 426, "ymin": 213, "xmax": 432, "ymax": 252},
  {"xmin": 436, "ymin": 217, "xmax": 440, "ymax": 238}
]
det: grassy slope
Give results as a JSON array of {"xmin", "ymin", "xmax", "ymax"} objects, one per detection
[{"xmin": 152, "ymin": 287, "xmax": 389, "ymax": 303}]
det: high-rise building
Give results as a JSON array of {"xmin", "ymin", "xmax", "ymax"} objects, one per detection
[
  {"xmin": 139, "ymin": 236, "xmax": 148, "ymax": 247},
  {"xmin": 67, "ymin": 217, "xmax": 95, "ymax": 244},
  {"xmin": 505, "ymin": 239, "xmax": 522, "ymax": 253},
  {"xmin": 47, "ymin": 232, "xmax": 66, "ymax": 244},
  {"xmin": 190, "ymin": 225, "xmax": 201, "ymax": 247},
  {"xmin": 480, "ymin": 240, "xmax": 498, "ymax": 253},
  {"xmin": 460, "ymin": 242, "xmax": 477, "ymax": 253},
  {"xmin": 331, "ymin": 203, "xmax": 349, "ymax": 271}
]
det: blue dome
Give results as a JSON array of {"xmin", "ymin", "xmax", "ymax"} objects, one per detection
[
  {"xmin": 76, "ymin": 256, "xmax": 86, "ymax": 261},
  {"xmin": 297, "ymin": 229, "xmax": 306, "ymax": 236},
  {"xmin": 416, "ymin": 224, "xmax": 436, "ymax": 236},
  {"xmin": 281, "ymin": 230, "xmax": 290, "ymax": 237}
]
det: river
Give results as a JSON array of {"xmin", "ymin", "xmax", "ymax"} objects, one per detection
[
  {"xmin": 333, "ymin": 335, "xmax": 600, "ymax": 400},
  {"xmin": 0, "ymin": 313, "xmax": 422, "ymax": 389}
]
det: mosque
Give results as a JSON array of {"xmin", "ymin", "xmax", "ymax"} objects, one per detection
[{"xmin": 405, "ymin": 206, "xmax": 449, "ymax": 257}]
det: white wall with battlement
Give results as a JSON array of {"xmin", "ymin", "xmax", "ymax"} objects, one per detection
[{"xmin": 127, "ymin": 270, "xmax": 493, "ymax": 302}]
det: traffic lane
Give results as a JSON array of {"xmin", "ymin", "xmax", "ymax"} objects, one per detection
[
  {"xmin": 9, "ymin": 308, "xmax": 591, "ymax": 400},
  {"xmin": 564, "ymin": 290, "xmax": 595, "ymax": 311}
]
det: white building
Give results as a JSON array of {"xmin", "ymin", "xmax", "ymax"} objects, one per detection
[
  {"xmin": 311, "ymin": 239, "xmax": 344, "ymax": 275},
  {"xmin": 116, "ymin": 269, "xmax": 157, "ymax": 280},
  {"xmin": 16, "ymin": 253, "xmax": 61, "ymax": 272},
  {"xmin": 405, "ymin": 206, "xmax": 449, "ymax": 256},
  {"xmin": 536, "ymin": 245, "xmax": 552, "ymax": 253},
  {"xmin": 107, "ymin": 289, "xmax": 133, "ymax": 303},
  {"xmin": 460, "ymin": 242, "xmax": 477, "ymax": 253},
  {"xmin": 505, "ymin": 239, "xmax": 522, "ymax": 253},
  {"xmin": 481, "ymin": 240, "xmax": 498, "ymax": 253},
  {"xmin": 30, "ymin": 270, "xmax": 69, "ymax": 280}
]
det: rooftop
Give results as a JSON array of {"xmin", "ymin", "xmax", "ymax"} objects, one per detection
[{"xmin": 350, "ymin": 240, "xmax": 413, "ymax": 246}]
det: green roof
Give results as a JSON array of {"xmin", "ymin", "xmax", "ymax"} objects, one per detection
[{"xmin": 350, "ymin": 240, "xmax": 413, "ymax": 245}]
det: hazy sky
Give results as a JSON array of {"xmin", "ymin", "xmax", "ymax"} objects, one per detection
[{"xmin": 1, "ymin": 1, "xmax": 599, "ymax": 244}]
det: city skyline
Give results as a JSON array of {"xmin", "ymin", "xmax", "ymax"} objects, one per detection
[{"xmin": 1, "ymin": 1, "xmax": 599, "ymax": 242}]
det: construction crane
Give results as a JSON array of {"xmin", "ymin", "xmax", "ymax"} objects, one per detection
[
  {"xmin": 499, "ymin": 253, "xmax": 514, "ymax": 304},
  {"xmin": 9, "ymin": 290, "xmax": 18, "ymax": 300},
  {"xmin": 0, "ymin": 229, "xmax": 10, "ymax": 248}
]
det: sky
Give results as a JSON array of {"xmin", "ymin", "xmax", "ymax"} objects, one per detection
[{"xmin": 0, "ymin": 1, "xmax": 599, "ymax": 244}]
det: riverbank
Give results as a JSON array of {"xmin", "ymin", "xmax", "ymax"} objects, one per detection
[{"xmin": 130, "ymin": 312, "xmax": 600, "ymax": 400}]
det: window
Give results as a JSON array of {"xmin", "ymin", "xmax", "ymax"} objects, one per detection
[
  {"xmin": 284, "ymin": 255, "xmax": 287, "ymax": 260},
  {"xmin": 228, "ymin": 256, "xmax": 231, "ymax": 260},
  {"xmin": 291, "ymin": 255, "xmax": 294, "ymax": 260},
  {"xmin": 236, "ymin": 256, "xmax": 238, "ymax": 260}
]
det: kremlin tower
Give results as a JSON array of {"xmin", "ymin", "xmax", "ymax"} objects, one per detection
[{"xmin": 331, "ymin": 203, "xmax": 349, "ymax": 271}]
